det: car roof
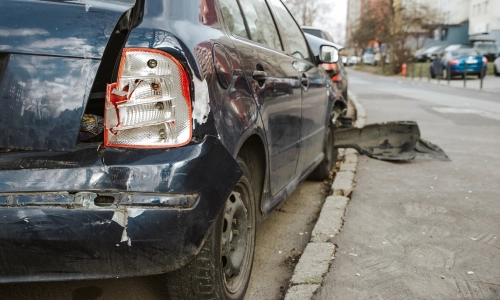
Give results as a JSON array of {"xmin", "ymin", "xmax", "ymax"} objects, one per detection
[{"xmin": 303, "ymin": 32, "xmax": 344, "ymax": 52}]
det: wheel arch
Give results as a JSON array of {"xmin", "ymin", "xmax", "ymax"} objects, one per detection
[{"xmin": 236, "ymin": 134, "xmax": 267, "ymax": 227}]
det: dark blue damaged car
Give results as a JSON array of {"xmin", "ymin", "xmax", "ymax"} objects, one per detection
[{"xmin": 0, "ymin": 0, "xmax": 346, "ymax": 298}]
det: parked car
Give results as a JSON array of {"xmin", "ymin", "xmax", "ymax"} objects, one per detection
[
  {"xmin": 363, "ymin": 51, "xmax": 375, "ymax": 65},
  {"xmin": 472, "ymin": 41, "xmax": 500, "ymax": 62},
  {"xmin": 301, "ymin": 26, "xmax": 335, "ymax": 42},
  {"xmin": 413, "ymin": 47, "xmax": 428, "ymax": 62},
  {"xmin": 347, "ymin": 56, "xmax": 360, "ymax": 65},
  {"xmin": 494, "ymin": 56, "xmax": 500, "ymax": 76},
  {"xmin": 0, "ymin": 0, "xmax": 346, "ymax": 298},
  {"xmin": 414, "ymin": 45, "xmax": 446, "ymax": 62},
  {"xmin": 305, "ymin": 34, "xmax": 348, "ymax": 102},
  {"xmin": 429, "ymin": 48, "xmax": 488, "ymax": 79},
  {"xmin": 374, "ymin": 52, "xmax": 391, "ymax": 65}
]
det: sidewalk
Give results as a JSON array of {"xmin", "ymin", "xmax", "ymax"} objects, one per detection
[{"xmin": 310, "ymin": 71, "xmax": 500, "ymax": 299}]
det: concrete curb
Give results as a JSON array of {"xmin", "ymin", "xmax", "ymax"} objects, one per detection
[{"xmin": 284, "ymin": 90, "xmax": 364, "ymax": 300}]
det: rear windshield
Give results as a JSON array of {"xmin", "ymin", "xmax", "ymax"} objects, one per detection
[{"xmin": 451, "ymin": 49, "xmax": 478, "ymax": 56}]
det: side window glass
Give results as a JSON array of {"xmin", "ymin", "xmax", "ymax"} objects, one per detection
[
  {"xmin": 219, "ymin": 0, "xmax": 250, "ymax": 39},
  {"xmin": 268, "ymin": 0, "xmax": 311, "ymax": 62},
  {"xmin": 238, "ymin": 0, "xmax": 283, "ymax": 51}
]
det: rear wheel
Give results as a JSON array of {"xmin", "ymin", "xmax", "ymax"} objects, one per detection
[
  {"xmin": 167, "ymin": 158, "xmax": 256, "ymax": 300},
  {"xmin": 430, "ymin": 66, "xmax": 436, "ymax": 79},
  {"xmin": 495, "ymin": 65, "xmax": 499, "ymax": 77},
  {"xmin": 308, "ymin": 116, "xmax": 337, "ymax": 181}
]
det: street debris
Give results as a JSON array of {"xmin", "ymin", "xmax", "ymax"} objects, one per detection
[
  {"xmin": 334, "ymin": 121, "xmax": 449, "ymax": 161},
  {"xmin": 467, "ymin": 271, "xmax": 475, "ymax": 275}
]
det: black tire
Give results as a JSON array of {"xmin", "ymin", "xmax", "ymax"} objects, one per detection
[
  {"xmin": 430, "ymin": 67, "xmax": 436, "ymax": 79},
  {"xmin": 308, "ymin": 117, "xmax": 337, "ymax": 181},
  {"xmin": 166, "ymin": 158, "xmax": 256, "ymax": 300},
  {"xmin": 495, "ymin": 65, "xmax": 499, "ymax": 77}
]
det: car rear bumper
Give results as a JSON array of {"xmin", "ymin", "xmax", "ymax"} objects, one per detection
[
  {"xmin": 450, "ymin": 65, "xmax": 486, "ymax": 74},
  {"xmin": 0, "ymin": 136, "xmax": 242, "ymax": 283}
]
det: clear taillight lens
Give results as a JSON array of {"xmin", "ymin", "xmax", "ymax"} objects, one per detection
[{"xmin": 105, "ymin": 48, "xmax": 192, "ymax": 148}]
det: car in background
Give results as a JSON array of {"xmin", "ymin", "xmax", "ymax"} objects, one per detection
[
  {"xmin": 414, "ymin": 45, "xmax": 446, "ymax": 62},
  {"xmin": 341, "ymin": 55, "xmax": 348, "ymax": 65},
  {"xmin": 304, "ymin": 33, "xmax": 348, "ymax": 102},
  {"xmin": 425, "ymin": 45, "xmax": 447, "ymax": 61},
  {"xmin": 374, "ymin": 52, "xmax": 391, "ymax": 65},
  {"xmin": 363, "ymin": 51, "xmax": 375, "ymax": 65},
  {"xmin": 413, "ymin": 47, "xmax": 428, "ymax": 62},
  {"xmin": 0, "ymin": 0, "xmax": 346, "ymax": 298},
  {"xmin": 494, "ymin": 56, "xmax": 500, "ymax": 76},
  {"xmin": 430, "ymin": 48, "xmax": 488, "ymax": 79},
  {"xmin": 347, "ymin": 56, "xmax": 360, "ymax": 65},
  {"xmin": 302, "ymin": 26, "xmax": 335, "ymax": 42},
  {"xmin": 472, "ymin": 41, "xmax": 499, "ymax": 62}
]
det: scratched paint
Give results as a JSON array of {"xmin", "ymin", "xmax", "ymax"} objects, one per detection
[
  {"xmin": 192, "ymin": 78, "xmax": 210, "ymax": 127},
  {"xmin": 111, "ymin": 207, "xmax": 145, "ymax": 246}
]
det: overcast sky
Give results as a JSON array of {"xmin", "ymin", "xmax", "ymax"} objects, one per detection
[{"xmin": 312, "ymin": 0, "xmax": 348, "ymax": 44}]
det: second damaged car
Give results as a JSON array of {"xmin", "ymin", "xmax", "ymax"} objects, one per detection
[{"xmin": 0, "ymin": 0, "xmax": 346, "ymax": 298}]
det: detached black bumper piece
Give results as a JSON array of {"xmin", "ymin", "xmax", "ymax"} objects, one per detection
[{"xmin": 0, "ymin": 136, "xmax": 242, "ymax": 283}]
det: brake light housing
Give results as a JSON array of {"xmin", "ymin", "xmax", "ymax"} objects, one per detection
[
  {"xmin": 105, "ymin": 48, "xmax": 192, "ymax": 148},
  {"xmin": 450, "ymin": 59, "xmax": 459, "ymax": 65}
]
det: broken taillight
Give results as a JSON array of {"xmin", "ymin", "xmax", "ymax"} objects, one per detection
[{"xmin": 105, "ymin": 48, "xmax": 192, "ymax": 148}]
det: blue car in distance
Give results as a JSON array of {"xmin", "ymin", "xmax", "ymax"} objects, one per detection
[{"xmin": 430, "ymin": 48, "xmax": 488, "ymax": 79}]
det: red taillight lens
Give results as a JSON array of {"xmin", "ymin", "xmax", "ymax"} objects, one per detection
[
  {"xmin": 105, "ymin": 48, "xmax": 192, "ymax": 148},
  {"xmin": 450, "ymin": 59, "xmax": 459, "ymax": 65},
  {"xmin": 483, "ymin": 56, "xmax": 488, "ymax": 64},
  {"xmin": 332, "ymin": 75, "xmax": 341, "ymax": 82}
]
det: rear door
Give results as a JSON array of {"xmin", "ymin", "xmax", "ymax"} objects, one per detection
[
  {"xmin": 267, "ymin": 0, "xmax": 329, "ymax": 175},
  {"xmin": 219, "ymin": 0, "xmax": 302, "ymax": 195}
]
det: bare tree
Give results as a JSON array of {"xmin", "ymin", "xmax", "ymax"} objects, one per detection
[
  {"xmin": 282, "ymin": 0, "xmax": 327, "ymax": 27},
  {"xmin": 351, "ymin": 0, "xmax": 439, "ymax": 73}
]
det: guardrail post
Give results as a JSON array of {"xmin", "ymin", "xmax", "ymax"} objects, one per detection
[
  {"xmin": 480, "ymin": 65, "xmax": 484, "ymax": 90},
  {"xmin": 446, "ymin": 64, "xmax": 451, "ymax": 85},
  {"xmin": 428, "ymin": 62, "xmax": 430, "ymax": 82},
  {"xmin": 464, "ymin": 61, "xmax": 467, "ymax": 88},
  {"xmin": 437, "ymin": 60, "xmax": 440, "ymax": 84},
  {"xmin": 419, "ymin": 62, "xmax": 422, "ymax": 81}
]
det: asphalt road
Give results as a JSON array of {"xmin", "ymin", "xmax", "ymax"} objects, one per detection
[{"xmin": 314, "ymin": 69, "xmax": 500, "ymax": 299}]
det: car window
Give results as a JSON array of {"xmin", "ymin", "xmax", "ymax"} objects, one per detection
[
  {"xmin": 238, "ymin": 0, "xmax": 282, "ymax": 51},
  {"xmin": 268, "ymin": 0, "xmax": 311, "ymax": 62},
  {"xmin": 323, "ymin": 31, "xmax": 334, "ymax": 42},
  {"xmin": 219, "ymin": 0, "xmax": 249, "ymax": 39},
  {"xmin": 302, "ymin": 28, "xmax": 322, "ymax": 39}
]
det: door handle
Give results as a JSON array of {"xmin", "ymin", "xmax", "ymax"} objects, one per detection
[
  {"xmin": 252, "ymin": 70, "xmax": 268, "ymax": 81},
  {"xmin": 301, "ymin": 75, "xmax": 309, "ymax": 86}
]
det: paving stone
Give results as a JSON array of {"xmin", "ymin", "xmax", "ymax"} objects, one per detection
[
  {"xmin": 311, "ymin": 196, "xmax": 349, "ymax": 243},
  {"xmin": 284, "ymin": 284, "xmax": 320, "ymax": 300},
  {"xmin": 340, "ymin": 162, "xmax": 357, "ymax": 172},
  {"xmin": 344, "ymin": 153, "xmax": 358, "ymax": 164},
  {"xmin": 290, "ymin": 243, "xmax": 336, "ymax": 285},
  {"xmin": 331, "ymin": 171, "xmax": 355, "ymax": 196},
  {"xmin": 345, "ymin": 148, "xmax": 359, "ymax": 155}
]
